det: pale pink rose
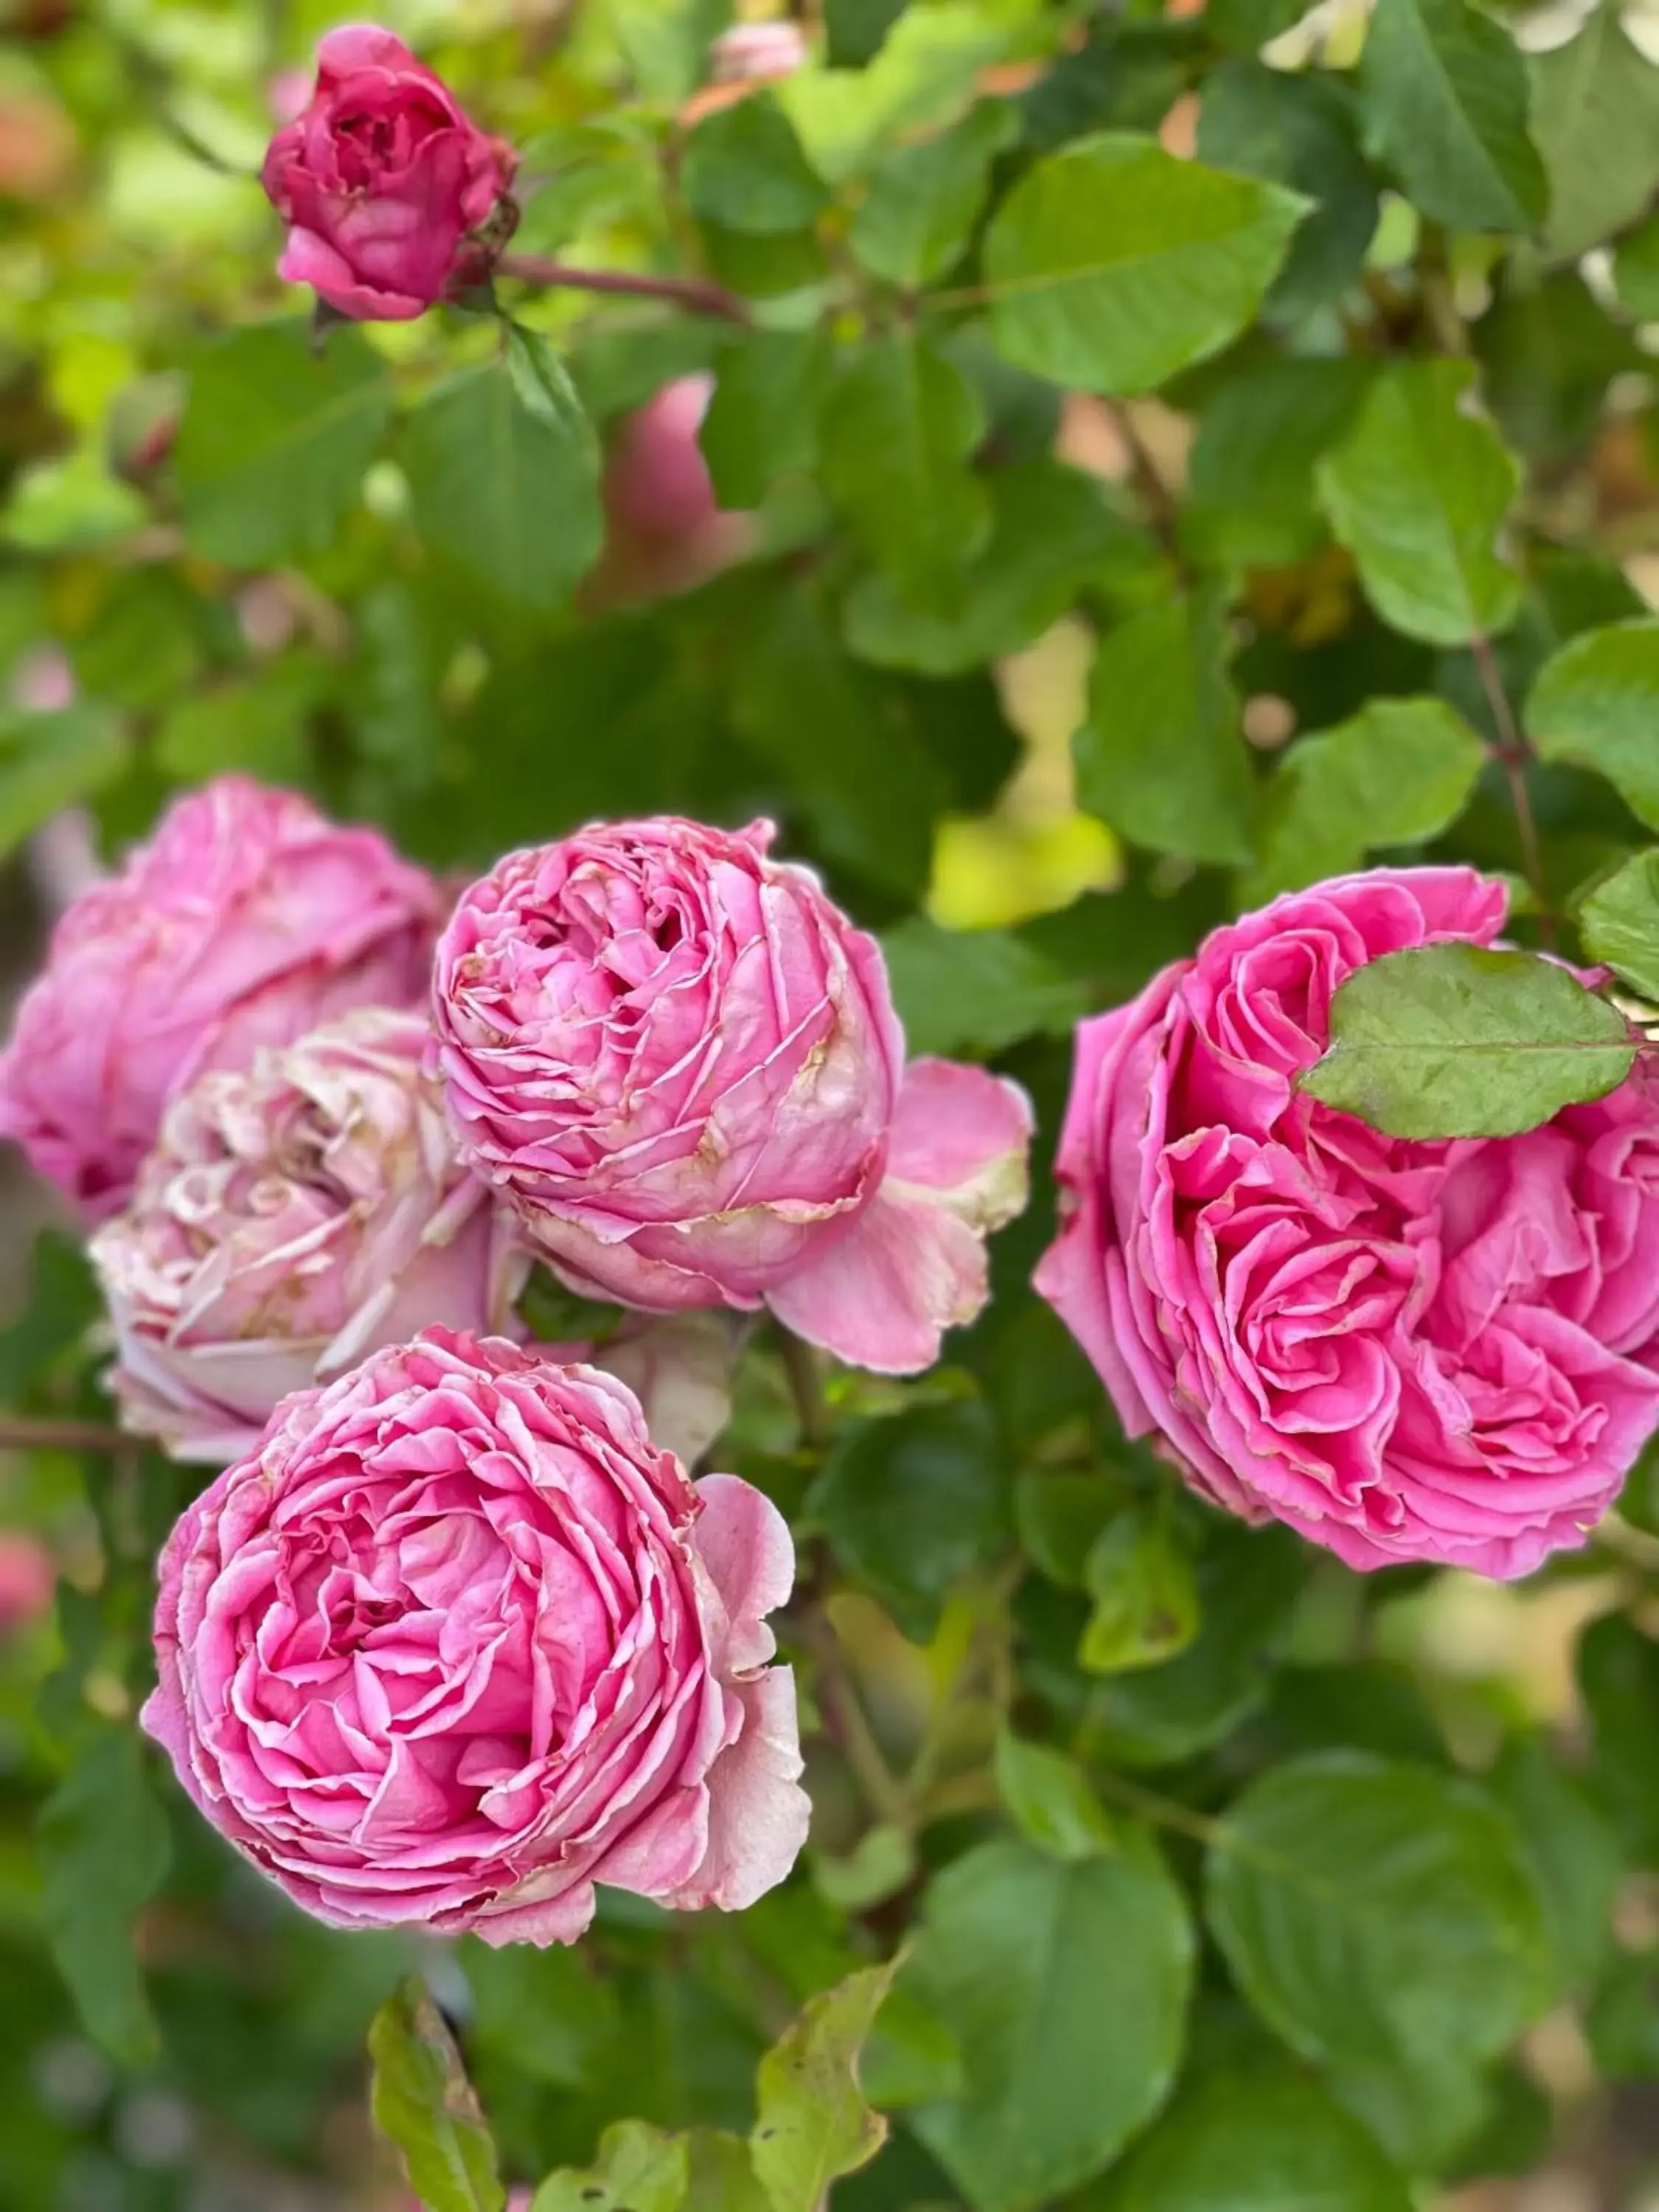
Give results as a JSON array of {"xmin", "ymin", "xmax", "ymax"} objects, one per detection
[
  {"xmin": 89, "ymin": 1009, "xmax": 526, "ymax": 1466},
  {"xmin": 431, "ymin": 818, "xmax": 1032, "ymax": 1374},
  {"xmin": 142, "ymin": 1328, "xmax": 809, "ymax": 1941},
  {"xmin": 709, "ymin": 21, "xmax": 810, "ymax": 81},
  {"xmin": 262, "ymin": 24, "xmax": 516, "ymax": 321},
  {"xmin": 0, "ymin": 1533, "xmax": 53, "ymax": 1632},
  {"xmin": 0, "ymin": 777, "xmax": 439, "ymax": 1222},
  {"xmin": 598, "ymin": 378, "xmax": 751, "ymax": 602},
  {"xmin": 1036, "ymin": 867, "xmax": 1659, "ymax": 1579}
]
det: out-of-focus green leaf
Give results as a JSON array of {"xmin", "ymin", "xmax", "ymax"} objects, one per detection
[
  {"xmin": 699, "ymin": 330, "xmax": 832, "ymax": 507},
  {"xmin": 880, "ymin": 915, "xmax": 1091, "ymax": 1057},
  {"xmin": 1531, "ymin": 4, "xmax": 1659, "ymax": 260},
  {"xmin": 683, "ymin": 95, "xmax": 830, "ymax": 234},
  {"xmin": 1613, "ymin": 209, "xmax": 1659, "ymax": 320},
  {"xmin": 1301, "ymin": 943, "xmax": 1635, "ymax": 1137},
  {"xmin": 750, "ymin": 1960, "xmax": 900, "ymax": 2211},
  {"xmin": 369, "ymin": 1977, "xmax": 506, "ymax": 2212},
  {"xmin": 1579, "ymin": 1613, "xmax": 1659, "ymax": 1856},
  {"xmin": 0, "ymin": 705, "xmax": 128, "ymax": 863},
  {"xmin": 819, "ymin": 337, "xmax": 989, "ymax": 602},
  {"xmin": 1079, "ymin": 1512, "xmax": 1200, "ymax": 1677},
  {"xmin": 1488, "ymin": 1735, "xmax": 1624, "ymax": 2000},
  {"xmin": 1104, "ymin": 2070, "xmax": 1416, "ymax": 2211},
  {"xmin": 1357, "ymin": 0, "xmax": 1546, "ymax": 233},
  {"xmin": 981, "ymin": 133, "xmax": 1306, "ymax": 395},
  {"xmin": 849, "ymin": 101, "xmax": 1018, "ymax": 287},
  {"xmin": 994, "ymin": 1731, "xmax": 1116, "ymax": 1862},
  {"xmin": 1527, "ymin": 619, "xmax": 1659, "ymax": 830}
]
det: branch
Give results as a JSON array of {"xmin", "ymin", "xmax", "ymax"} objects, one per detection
[
  {"xmin": 497, "ymin": 253, "xmax": 750, "ymax": 324},
  {"xmin": 1472, "ymin": 634, "xmax": 1555, "ymax": 949},
  {"xmin": 0, "ymin": 1417, "xmax": 130, "ymax": 1455}
]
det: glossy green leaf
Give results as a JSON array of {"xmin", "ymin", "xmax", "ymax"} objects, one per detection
[
  {"xmin": 533, "ymin": 2121, "xmax": 689, "ymax": 2212},
  {"xmin": 1579, "ymin": 848, "xmax": 1659, "ymax": 1001},
  {"xmin": 1315, "ymin": 359, "xmax": 1522, "ymax": 646},
  {"xmin": 176, "ymin": 320, "xmax": 394, "ymax": 566},
  {"xmin": 1357, "ymin": 0, "xmax": 1546, "ymax": 233},
  {"xmin": 751, "ymin": 1961, "xmax": 899, "ymax": 2212},
  {"xmin": 981, "ymin": 133, "xmax": 1306, "ymax": 396},
  {"xmin": 368, "ymin": 1978, "xmax": 506, "ymax": 2212},
  {"xmin": 1527, "ymin": 619, "xmax": 1659, "ymax": 830},
  {"xmin": 1531, "ymin": 4, "xmax": 1659, "ymax": 260},
  {"xmin": 1105, "ymin": 2071, "xmax": 1416, "ymax": 2212},
  {"xmin": 1301, "ymin": 943, "xmax": 1635, "ymax": 1138},
  {"xmin": 1075, "ymin": 591, "xmax": 1252, "ymax": 866},
  {"xmin": 994, "ymin": 1731, "xmax": 1116, "ymax": 1862},
  {"xmin": 819, "ymin": 338, "xmax": 989, "ymax": 601},
  {"xmin": 849, "ymin": 101, "xmax": 1018, "ymax": 287},
  {"xmin": 683, "ymin": 94, "xmax": 830, "ymax": 234},
  {"xmin": 909, "ymin": 1834, "xmax": 1193, "ymax": 2211}
]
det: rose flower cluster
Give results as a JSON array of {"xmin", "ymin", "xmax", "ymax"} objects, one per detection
[{"xmin": 0, "ymin": 777, "xmax": 1031, "ymax": 1938}]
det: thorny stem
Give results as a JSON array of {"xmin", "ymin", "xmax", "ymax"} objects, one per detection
[
  {"xmin": 1472, "ymin": 633, "xmax": 1555, "ymax": 947},
  {"xmin": 497, "ymin": 253, "xmax": 750, "ymax": 323}
]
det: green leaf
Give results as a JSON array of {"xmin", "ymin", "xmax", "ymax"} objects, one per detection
[
  {"xmin": 0, "ymin": 705, "xmax": 128, "ymax": 863},
  {"xmin": 994, "ymin": 1732, "xmax": 1116, "ymax": 1862},
  {"xmin": 1189, "ymin": 355, "xmax": 1374, "ymax": 532},
  {"xmin": 819, "ymin": 338, "xmax": 989, "ymax": 601},
  {"xmin": 463, "ymin": 1938, "xmax": 621, "ymax": 2090},
  {"xmin": 1527, "ymin": 618, "xmax": 1659, "ymax": 830},
  {"xmin": 1357, "ymin": 0, "xmax": 1546, "ymax": 234},
  {"xmin": 981, "ymin": 132, "xmax": 1307, "ymax": 397},
  {"xmin": 1075, "ymin": 591, "xmax": 1253, "ymax": 866},
  {"xmin": 1488, "ymin": 1736, "xmax": 1624, "ymax": 2000},
  {"xmin": 683, "ymin": 94, "xmax": 830, "ymax": 234},
  {"xmin": 1531, "ymin": 3, "xmax": 1659, "ymax": 261},
  {"xmin": 532, "ymin": 2121, "xmax": 689, "ymax": 2212},
  {"xmin": 849, "ymin": 101, "xmax": 1018, "ymax": 288},
  {"xmin": 908, "ymin": 1834, "xmax": 1193, "ymax": 2211},
  {"xmin": 1315, "ymin": 359, "xmax": 1521, "ymax": 647},
  {"xmin": 804, "ymin": 1399, "xmax": 1009, "ymax": 1642},
  {"xmin": 750, "ymin": 1960, "xmax": 900, "ymax": 2212},
  {"xmin": 1301, "ymin": 943, "xmax": 1635, "ymax": 1138},
  {"xmin": 860, "ymin": 1986, "xmax": 965, "ymax": 2110},
  {"xmin": 845, "ymin": 457, "xmax": 1161, "ymax": 675},
  {"xmin": 176, "ymin": 321, "xmax": 394, "ymax": 566},
  {"xmin": 403, "ymin": 334, "xmax": 602, "ymax": 614},
  {"xmin": 1613, "ymin": 209, "xmax": 1659, "ymax": 320},
  {"xmin": 1206, "ymin": 1756, "xmax": 1551, "ymax": 2112},
  {"xmin": 1578, "ymin": 1613, "xmax": 1659, "ymax": 1857},
  {"xmin": 38, "ymin": 1725, "xmax": 171, "ymax": 2066},
  {"xmin": 369, "ymin": 1977, "xmax": 506, "ymax": 2212},
  {"xmin": 1105, "ymin": 2070, "xmax": 1416, "ymax": 2212},
  {"xmin": 1014, "ymin": 1470, "xmax": 1120, "ymax": 1589},
  {"xmin": 685, "ymin": 2131, "xmax": 769, "ymax": 2212},
  {"xmin": 1244, "ymin": 697, "xmax": 1486, "ymax": 903},
  {"xmin": 699, "ymin": 330, "xmax": 831, "ymax": 508},
  {"xmin": 1579, "ymin": 848, "xmax": 1659, "ymax": 1001},
  {"xmin": 1079, "ymin": 1512, "xmax": 1200, "ymax": 1677},
  {"xmin": 881, "ymin": 914, "xmax": 1091, "ymax": 1057}
]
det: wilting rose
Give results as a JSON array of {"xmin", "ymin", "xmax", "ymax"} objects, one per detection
[
  {"xmin": 1037, "ymin": 867, "xmax": 1659, "ymax": 1578},
  {"xmin": 0, "ymin": 776, "xmax": 438, "ymax": 1222},
  {"xmin": 89, "ymin": 1009, "xmax": 525, "ymax": 1466},
  {"xmin": 431, "ymin": 817, "xmax": 1032, "ymax": 1373},
  {"xmin": 262, "ymin": 25, "xmax": 515, "ymax": 321},
  {"xmin": 142, "ymin": 1329, "xmax": 809, "ymax": 1941},
  {"xmin": 0, "ymin": 1534, "xmax": 53, "ymax": 1632}
]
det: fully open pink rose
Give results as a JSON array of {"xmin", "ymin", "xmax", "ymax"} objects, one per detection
[
  {"xmin": 89, "ymin": 1009, "xmax": 526, "ymax": 1466},
  {"xmin": 0, "ymin": 777, "xmax": 438, "ymax": 1222},
  {"xmin": 142, "ymin": 1329, "xmax": 809, "ymax": 1941},
  {"xmin": 1036, "ymin": 867, "xmax": 1659, "ymax": 1579},
  {"xmin": 431, "ymin": 817, "xmax": 1032, "ymax": 1373},
  {"xmin": 262, "ymin": 25, "xmax": 515, "ymax": 321}
]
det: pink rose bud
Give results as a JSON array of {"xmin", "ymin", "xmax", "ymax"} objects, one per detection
[
  {"xmin": 89, "ymin": 1009, "xmax": 528, "ymax": 1467},
  {"xmin": 604, "ymin": 377, "xmax": 723, "ymax": 547},
  {"xmin": 0, "ymin": 776, "xmax": 440, "ymax": 1222},
  {"xmin": 0, "ymin": 1532, "xmax": 53, "ymax": 1632},
  {"xmin": 261, "ymin": 24, "xmax": 517, "ymax": 322},
  {"xmin": 1037, "ymin": 866, "xmax": 1659, "ymax": 1579},
  {"xmin": 709, "ymin": 20, "xmax": 810, "ymax": 82},
  {"xmin": 142, "ymin": 1328, "xmax": 810, "ymax": 1942},
  {"xmin": 431, "ymin": 817, "xmax": 1033, "ymax": 1374}
]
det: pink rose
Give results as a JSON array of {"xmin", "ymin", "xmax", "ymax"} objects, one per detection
[
  {"xmin": 89, "ymin": 1009, "xmax": 526, "ymax": 1466},
  {"xmin": 142, "ymin": 1329, "xmax": 808, "ymax": 1941},
  {"xmin": 0, "ymin": 1532, "xmax": 53, "ymax": 1632},
  {"xmin": 1036, "ymin": 867, "xmax": 1659, "ymax": 1579},
  {"xmin": 597, "ymin": 378, "xmax": 751, "ymax": 603},
  {"xmin": 431, "ymin": 817, "xmax": 1032, "ymax": 1373},
  {"xmin": 0, "ymin": 777, "xmax": 439, "ymax": 1222},
  {"xmin": 262, "ymin": 25, "xmax": 515, "ymax": 321}
]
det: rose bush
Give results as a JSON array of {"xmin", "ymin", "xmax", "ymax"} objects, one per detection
[
  {"xmin": 142, "ymin": 1328, "xmax": 808, "ymax": 1941},
  {"xmin": 431, "ymin": 815, "xmax": 1032, "ymax": 1372},
  {"xmin": 0, "ymin": 776, "xmax": 439, "ymax": 1220},
  {"xmin": 1037, "ymin": 868, "xmax": 1659, "ymax": 1578},
  {"xmin": 262, "ymin": 25, "xmax": 515, "ymax": 321}
]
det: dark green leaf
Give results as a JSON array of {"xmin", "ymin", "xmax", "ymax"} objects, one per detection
[
  {"xmin": 908, "ymin": 1834, "xmax": 1193, "ymax": 2211},
  {"xmin": 369, "ymin": 1977, "xmax": 506, "ymax": 2212},
  {"xmin": 1014, "ymin": 1470, "xmax": 1121, "ymax": 1588},
  {"xmin": 981, "ymin": 133, "xmax": 1306, "ymax": 396},
  {"xmin": 1527, "ymin": 618, "xmax": 1659, "ymax": 829},
  {"xmin": 1488, "ymin": 1736, "xmax": 1624, "ymax": 1999},
  {"xmin": 1357, "ymin": 0, "xmax": 1546, "ymax": 232},
  {"xmin": 1579, "ymin": 1613, "xmax": 1659, "ymax": 1855},
  {"xmin": 1075, "ymin": 591, "xmax": 1253, "ymax": 866},
  {"xmin": 1301, "ymin": 943, "xmax": 1635, "ymax": 1138},
  {"xmin": 1531, "ymin": 4, "xmax": 1659, "ymax": 260},
  {"xmin": 683, "ymin": 95, "xmax": 829, "ymax": 234},
  {"xmin": 994, "ymin": 1732, "xmax": 1116, "ymax": 1862},
  {"xmin": 881, "ymin": 915, "xmax": 1091, "ymax": 1057},
  {"xmin": 1613, "ymin": 209, "xmax": 1659, "ymax": 319},
  {"xmin": 176, "ymin": 321, "xmax": 394, "ymax": 566},
  {"xmin": 819, "ymin": 338, "xmax": 989, "ymax": 601},
  {"xmin": 1315, "ymin": 359, "xmax": 1522, "ymax": 647},
  {"xmin": 1105, "ymin": 2070, "xmax": 1415, "ymax": 2212},
  {"xmin": 699, "ymin": 330, "xmax": 832, "ymax": 507},
  {"xmin": 860, "ymin": 1987, "xmax": 966, "ymax": 2110},
  {"xmin": 1579, "ymin": 847, "xmax": 1659, "ymax": 1001},
  {"xmin": 750, "ymin": 1961, "xmax": 899, "ymax": 2212},
  {"xmin": 849, "ymin": 102, "xmax": 1018, "ymax": 287}
]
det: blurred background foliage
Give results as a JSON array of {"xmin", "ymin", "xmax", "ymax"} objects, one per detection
[{"xmin": 10, "ymin": 0, "xmax": 1659, "ymax": 2205}]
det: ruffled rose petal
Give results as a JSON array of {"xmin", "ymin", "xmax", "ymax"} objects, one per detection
[{"xmin": 767, "ymin": 1187, "xmax": 990, "ymax": 1374}]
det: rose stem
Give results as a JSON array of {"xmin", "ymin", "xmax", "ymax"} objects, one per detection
[
  {"xmin": 0, "ymin": 1418, "xmax": 130, "ymax": 1455},
  {"xmin": 1472, "ymin": 633, "xmax": 1555, "ymax": 948},
  {"xmin": 496, "ymin": 254, "xmax": 751, "ymax": 324}
]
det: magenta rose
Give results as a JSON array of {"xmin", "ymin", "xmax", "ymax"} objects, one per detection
[
  {"xmin": 0, "ymin": 776, "xmax": 439, "ymax": 1222},
  {"xmin": 1036, "ymin": 867, "xmax": 1659, "ymax": 1579},
  {"xmin": 261, "ymin": 24, "xmax": 515, "ymax": 321},
  {"xmin": 431, "ymin": 817, "xmax": 1032, "ymax": 1373},
  {"xmin": 142, "ymin": 1329, "xmax": 809, "ymax": 1942},
  {"xmin": 88, "ymin": 1009, "xmax": 526, "ymax": 1466}
]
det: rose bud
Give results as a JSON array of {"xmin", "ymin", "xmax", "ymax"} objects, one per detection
[
  {"xmin": 1037, "ymin": 866, "xmax": 1659, "ymax": 1579},
  {"xmin": 709, "ymin": 20, "xmax": 810, "ymax": 82},
  {"xmin": 261, "ymin": 24, "xmax": 516, "ymax": 322},
  {"xmin": 142, "ymin": 1328, "xmax": 810, "ymax": 1942},
  {"xmin": 89, "ymin": 1009, "xmax": 527, "ymax": 1467},
  {"xmin": 597, "ymin": 376, "xmax": 752, "ymax": 603},
  {"xmin": 0, "ymin": 776, "xmax": 439, "ymax": 1222},
  {"xmin": 431, "ymin": 817, "xmax": 1032, "ymax": 1374}
]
